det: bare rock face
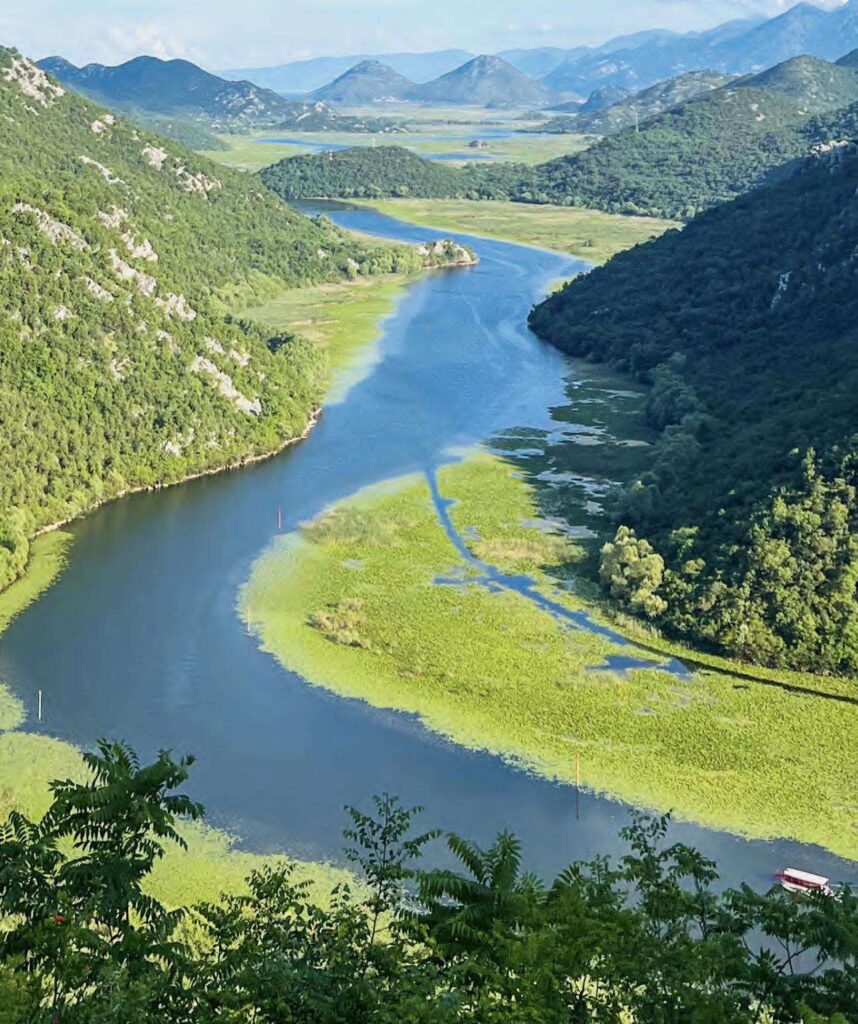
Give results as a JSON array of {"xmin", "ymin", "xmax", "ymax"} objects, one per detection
[{"xmin": 417, "ymin": 239, "xmax": 479, "ymax": 268}]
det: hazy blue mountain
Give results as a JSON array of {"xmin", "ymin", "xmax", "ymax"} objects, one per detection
[
  {"xmin": 542, "ymin": 2, "xmax": 858, "ymax": 96},
  {"xmin": 311, "ymin": 60, "xmax": 415, "ymax": 103},
  {"xmin": 496, "ymin": 47, "xmax": 575, "ymax": 78},
  {"xmin": 222, "ymin": 50, "xmax": 475, "ymax": 93},
  {"xmin": 409, "ymin": 55, "xmax": 552, "ymax": 106},
  {"xmin": 38, "ymin": 55, "xmax": 296, "ymax": 125}
]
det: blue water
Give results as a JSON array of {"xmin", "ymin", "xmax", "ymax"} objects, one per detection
[{"xmin": 0, "ymin": 202, "xmax": 853, "ymax": 891}]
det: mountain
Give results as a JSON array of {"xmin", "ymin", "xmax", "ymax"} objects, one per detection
[
  {"xmin": 409, "ymin": 55, "xmax": 552, "ymax": 107},
  {"xmin": 0, "ymin": 47, "xmax": 417, "ymax": 591},
  {"xmin": 221, "ymin": 50, "xmax": 475, "ymax": 93},
  {"xmin": 540, "ymin": 2, "xmax": 858, "ymax": 97},
  {"xmin": 37, "ymin": 55, "xmax": 402, "ymax": 131},
  {"xmin": 569, "ymin": 71, "xmax": 734, "ymax": 134},
  {"xmin": 311, "ymin": 60, "xmax": 415, "ymax": 103},
  {"xmin": 735, "ymin": 54, "xmax": 858, "ymax": 112},
  {"xmin": 37, "ymin": 55, "xmax": 297, "ymax": 126},
  {"xmin": 496, "ymin": 47, "xmax": 574, "ymax": 78},
  {"xmin": 528, "ymin": 81, "xmax": 858, "ymax": 218},
  {"xmin": 836, "ymin": 45, "xmax": 858, "ymax": 68},
  {"xmin": 529, "ymin": 143, "xmax": 858, "ymax": 673},
  {"xmin": 579, "ymin": 85, "xmax": 631, "ymax": 113}
]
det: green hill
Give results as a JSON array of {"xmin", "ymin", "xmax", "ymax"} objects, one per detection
[
  {"xmin": 0, "ymin": 48, "xmax": 416, "ymax": 590},
  {"xmin": 735, "ymin": 54, "xmax": 858, "ymax": 112},
  {"xmin": 529, "ymin": 85, "xmax": 858, "ymax": 218},
  {"xmin": 260, "ymin": 145, "xmax": 465, "ymax": 199},
  {"xmin": 529, "ymin": 143, "xmax": 858, "ymax": 673},
  {"xmin": 542, "ymin": 71, "xmax": 734, "ymax": 135}
]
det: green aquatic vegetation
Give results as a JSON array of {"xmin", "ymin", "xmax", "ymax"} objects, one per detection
[
  {"xmin": 243, "ymin": 453, "xmax": 858, "ymax": 860},
  {"xmin": 357, "ymin": 198, "xmax": 678, "ymax": 263},
  {"xmin": 244, "ymin": 274, "xmax": 413, "ymax": 400}
]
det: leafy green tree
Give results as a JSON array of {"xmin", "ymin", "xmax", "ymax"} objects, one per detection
[{"xmin": 600, "ymin": 524, "xmax": 667, "ymax": 618}]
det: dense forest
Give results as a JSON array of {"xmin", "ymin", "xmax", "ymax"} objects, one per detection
[
  {"xmin": 0, "ymin": 49, "xmax": 421, "ymax": 591},
  {"xmin": 0, "ymin": 740, "xmax": 855, "ymax": 1022},
  {"xmin": 530, "ymin": 144, "xmax": 858, "ymax": 673}
]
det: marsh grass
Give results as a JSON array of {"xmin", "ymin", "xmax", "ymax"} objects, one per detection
[
  {"xmin": 243, "ymin": 453, "xmax": 858, "ymax": 860},
  {"xmin": 356, "ymin": 199, "xmax": 679, "ymax": 264},
  {"xmin": 244, "ymin": 275, "xmax": 412, "ymax": 401}
]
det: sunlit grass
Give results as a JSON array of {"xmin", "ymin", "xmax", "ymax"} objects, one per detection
[
  {"xmin": 242, "ymin": 452, "xmax": 858, "ymax": 860},
  {"xmin": 244, "ymin": 275, "xmax": 413, "ymax": 401},
  {"xmin": 356, "ymin": 199, "xmax": 679, "ymax": 264}
]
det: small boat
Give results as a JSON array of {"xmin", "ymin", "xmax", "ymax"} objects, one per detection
[{"xmin": 775, "ymin": 868, "xmax": 836, "ymax": 898}]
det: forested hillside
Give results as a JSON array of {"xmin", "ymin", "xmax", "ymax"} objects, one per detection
[
  {"xmin": 261, "ymin": 145, "xmax": 466, "ymax": 199},
  {"xmin": 530, "ymin": 144, "xmax": 858, "ymax": 673},
  {"xmin": 0, "ymin": 48, "xmax": 418, "ymax": 591}
]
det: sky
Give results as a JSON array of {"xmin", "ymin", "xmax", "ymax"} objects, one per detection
[{"xmin": 0, "ymin": 0, "xmax": 847, "ymax": 70}]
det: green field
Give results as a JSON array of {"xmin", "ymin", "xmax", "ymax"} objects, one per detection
[
  {"xmin": 244, "ymin": 273, "xmax": 413, "ymax": 402},
  {"xmin": 357, "ymin": 198, "xmax": 679, "ymax": 264},
  {"xmin": 199, "ymin": 127, "xmax": 592, "ymax": 172},
  {"xmin": 242, "ymin": 452, "xmax": 858, "ymax": 861}
]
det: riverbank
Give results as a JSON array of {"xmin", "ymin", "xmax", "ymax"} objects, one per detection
[
  {"xmin": 244, "ymin": 273, "xmax": 415, "ymax": 402},
  {"xmin": 354, "ymin": 199, "xmax": 679, "ymax": 264},
  {"xmin": 242, "ymin": 451, "xmax": 857, "ymax": 861}
]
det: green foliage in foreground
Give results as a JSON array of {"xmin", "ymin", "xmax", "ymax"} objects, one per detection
[
  {"xmin": 0, "ymin": 48, "xmax": 422, "ymax": 592},
  {"xmin": 242, "ymin": 455, "xmax": 858, "ymax": 860},
  {"xmin": 530, "ymin": 147, "xmax": 858, "ymax": 674},
  {"xmin": 0, "ymin": 740, "xmax": 856, "ymax": 1023}
]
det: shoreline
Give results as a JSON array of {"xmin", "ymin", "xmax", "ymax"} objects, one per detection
[{"xmin": 30, "ymin": 406, "xmax": 322, "ymax": 542}]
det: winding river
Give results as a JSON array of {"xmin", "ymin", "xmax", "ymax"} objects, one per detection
[{"xmin": 0, "ymin": 204, "xmax": 853, "ymax": 888}]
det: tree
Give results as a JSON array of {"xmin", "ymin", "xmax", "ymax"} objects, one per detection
[{"xmin": 600, "ymin": 524, "xmax": 668, "ymax": 617}]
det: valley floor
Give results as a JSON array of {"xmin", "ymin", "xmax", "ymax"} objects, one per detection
[{"xmin": 355, "ymin": 199, "xmax": 679, "ymax": 264}]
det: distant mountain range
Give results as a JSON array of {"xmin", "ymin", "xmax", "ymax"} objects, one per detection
[
  {"xmin": 542, "ymin": 71, "xmax": 735, "ymax": 135},
  {"xmin": 309, "ymin": 54, "xmax": 552, "ymax": 108},
  {"xmin": 224, "ymin": 1, "xmax": 858, "ymax": 106},
  {"xmin": 36, "ymin": 55, "xmax": 404, "ymax": 131},
  {"xmin": 408, "ymin": 55, "xmax": 552, "ymax": 106},
  {"xmin": 222, "ymin": 50, "xmax": 476, "ymax": 93}
]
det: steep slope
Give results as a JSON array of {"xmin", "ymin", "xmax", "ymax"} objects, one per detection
[
  {"xmin": 0, "ymin": 48, "xmax": 416, "ymax": 590},
  {"xmin": 545, "ymin": 71, "xmax": 733, "ymax": 135},
  {"xmin": 529, "ymin": 85, "xmax": 858, "ymax": 218},
  {"xmin": 409, "ymin": 55, "xmax": 552, "ymax": 107},
  {"xmin": 530, "ymin": 144, "xmax": 858, "ymax": 673},
  {"xmin": 38, "ymin": 55, "xmax": 296, "ymax": 127},
  {"xmin": 311, "ymin": 60, "xmax": 415, "ymax": 103},
  {"xmin": 735, "ymin": 54, "xmax": 858, "ymax": 112}
]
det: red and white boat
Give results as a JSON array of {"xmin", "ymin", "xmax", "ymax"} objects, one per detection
[{"xmin": 775, "ymin": 868, "xmax": 836, "ymax": 898}]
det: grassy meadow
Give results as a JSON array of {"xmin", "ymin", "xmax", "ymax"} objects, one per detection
[
  {"xmin": 242, "ymin": 452, "xmax": 858, "ymax": 861},
  {"xmin": 199, "ymin": 125, "xmax": 592, "ymax": 173},
  {"xmin": 356, "ymin": 199, "xmax": 679, "ymax": 263},
  {"xmin": 244, "ymin": 273, "xmax": 413, "ymax": 401}
]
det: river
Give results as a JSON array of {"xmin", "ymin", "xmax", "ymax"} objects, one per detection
[{"xmin": 0, "ymin": 203, "xmax": 853, "ymax": 889}]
